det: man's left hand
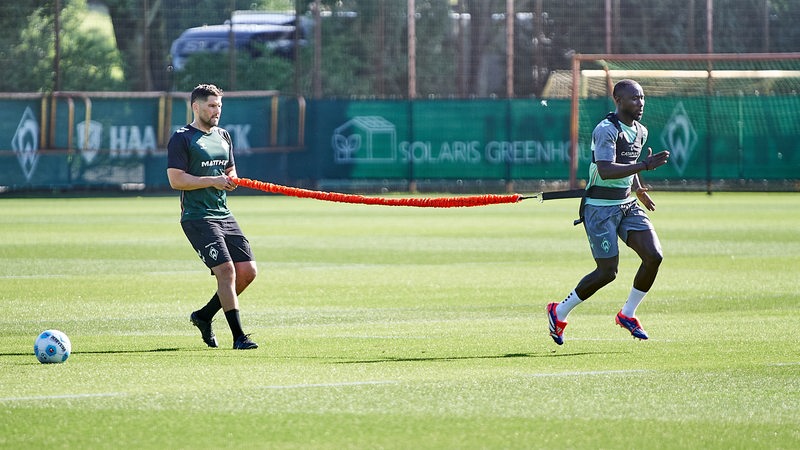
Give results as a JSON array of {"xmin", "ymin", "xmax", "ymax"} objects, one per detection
[{"xmin": 636, "ymin": 187, "xmax": 656, "ymax": 211}]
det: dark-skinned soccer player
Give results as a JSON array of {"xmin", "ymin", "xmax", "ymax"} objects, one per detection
[{"xmin": 547, "ymin": 79, "xmax": 670, "ymax": 345}]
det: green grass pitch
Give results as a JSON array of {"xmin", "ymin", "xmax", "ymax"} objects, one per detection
[{"xmin": 1, "ymin": 192, "xmax": 798, "ymax": 449}]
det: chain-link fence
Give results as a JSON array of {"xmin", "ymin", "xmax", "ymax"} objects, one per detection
[{"xmin": 2, "ymin": 1, "xmax": 799, "ymax": 97}]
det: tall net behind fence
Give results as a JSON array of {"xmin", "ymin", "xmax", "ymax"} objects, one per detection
[
  {"xmin": 565, "ymin": 53, "xmax": 800, "ymax": 190},
  {"xmin": 3, "ymin": 1, "xmax": 800, "ymax": 97}
]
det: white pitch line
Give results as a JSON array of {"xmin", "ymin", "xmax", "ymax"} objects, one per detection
[
  {"xmin": 258, "ymin": 380, "xmax": 397, "ymax": 390},
  {"xmin": 0, "ymin": 392, "xmax": 125, "ymax": 402},
  {"xmin": 0, "ymin": 274, "xmax": 68, "ymax": 279},
  {"xmin": 767, "ymin": 362, "xmax": 800, "ymax": 366},
  {"xmin": 525, "ymin": 369, "xmax": 649, "ymax": 378},
  {"xmin": 145, "ymin": 270, "xmax": 203, "ymax": 276}
]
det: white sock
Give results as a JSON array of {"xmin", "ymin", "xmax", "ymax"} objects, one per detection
[
  {"xmin": 621, "ymin": 287, "xmax": 647, "ymax": 317},
  {"xmin": 555, "ymin": 290, "xmax": 583, "ymax": 321}
]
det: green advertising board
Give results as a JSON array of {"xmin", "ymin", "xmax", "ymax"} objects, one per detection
[
  {"xmin": 0, "ymin": 97, "xmax": 70, "ymax": 187},
  {"xmin": 304, "ymin": 95, "xmax": 798, "ymax": 184},
  {"xmin": 1, "ymin": 93, "xmax": 798, "ymax": 191},
  {"xmin": 305, "ymin": 98, "xmax": 580, "ymax": 181},
  {"xmin": 578, "ymin": 95, "xmax": 800, "ymax": 183}
]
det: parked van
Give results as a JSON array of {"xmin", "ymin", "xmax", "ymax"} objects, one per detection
[{"xmin": 169, "ymin": 12, "xmax": 309, "ymax": 70}]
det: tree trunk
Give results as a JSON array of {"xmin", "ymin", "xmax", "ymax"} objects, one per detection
[{"xmin": 106, "ymin": 0, "xmax": 169, "ymax": 91}]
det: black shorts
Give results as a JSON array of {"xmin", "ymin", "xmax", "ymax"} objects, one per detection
[{"xmin": 181, "ymin": 217, "xmax": 254, "ymax": 270}]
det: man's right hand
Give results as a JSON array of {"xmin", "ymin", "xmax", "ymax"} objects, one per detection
[{"xmin": 643, "ymin": 147, "xmax": 670, "ymax": 171}]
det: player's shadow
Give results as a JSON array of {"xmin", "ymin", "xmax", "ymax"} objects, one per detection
[{"xmin": 333, "ymin": 351, "xmax": 621, "ymax": 364}]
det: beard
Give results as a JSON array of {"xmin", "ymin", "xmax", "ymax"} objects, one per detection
[{"xmin": 198, "ymin": 115, "xmax": 219, "ymax": 130}]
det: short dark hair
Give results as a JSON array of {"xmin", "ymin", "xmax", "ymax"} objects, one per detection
[
  {"xmin": 190, "ymin": 84, "xmax": 223, "ymax": 104},
  {"xmin": 613, "ymin": 79, "xmax": 640, "ymax": 98}
]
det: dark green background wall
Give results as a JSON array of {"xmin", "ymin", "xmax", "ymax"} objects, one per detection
[{"xmin": 1, "ymin": 94, "xmax": 797, "ymax": 191}]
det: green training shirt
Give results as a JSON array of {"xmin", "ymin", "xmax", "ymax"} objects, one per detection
[
  {"xmin": 586, "ymin": 117, "xmax": 648, "ymax": 206},
  {"xmin": 167, "ymin": 125, "xmax": 235, "ymax": 222}
]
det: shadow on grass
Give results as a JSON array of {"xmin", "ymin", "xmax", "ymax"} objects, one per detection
[
  {"xmin": 0, "ymin": 348, "xmax": 182, "ymax": 357},
  {"xmin": 78, "ymin": 348, "xmax": 183, "ymax": 354},
  {"xmin": 333, "ymin": 351, "xmax": 623, "ymax": 364}
]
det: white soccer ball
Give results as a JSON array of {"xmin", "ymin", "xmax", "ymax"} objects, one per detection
[{"xmin": 34, "ymin": 329, "xmax": 72, "ymax": 364}]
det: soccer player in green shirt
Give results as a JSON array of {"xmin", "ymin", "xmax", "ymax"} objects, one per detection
[
  {"xmin": 547, "ymin": 79, "xmax": 670, "ymax": 345},
  {"xmin": 167, "ymin": 84, "xmax": 258, "ymax": 350}
]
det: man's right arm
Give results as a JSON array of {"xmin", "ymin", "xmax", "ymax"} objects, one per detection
[
  {"xmin": 167, "ymin": 168, "xmax": 231, "ymax": 191},
  {"xmin": 593, "ymin": 123, "xmax": 668, "ymax": 180},
  {"xmin": 166, "ymin": 131, "xmax": 231, "ymax": 191}
]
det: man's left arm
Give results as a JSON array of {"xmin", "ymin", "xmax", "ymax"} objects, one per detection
[{"xmin": 222, "ymin": 129, "xmax": 238, "ymax": 185}]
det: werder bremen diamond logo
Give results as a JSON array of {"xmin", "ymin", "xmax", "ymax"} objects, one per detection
[
  {"xmin": 660, "ymin": 102, "xmax": 697, "ymax": 176},
  {"xmin": 12, "ymin": 107, "xmax": 40, "ymax": 181}
]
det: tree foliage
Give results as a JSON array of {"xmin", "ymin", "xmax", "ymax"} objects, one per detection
[
  {"xmin": 2, "ymin": 0, "xmax": 800, "ymax": 95},
  {"xmin": 1, "ymin": 0, "xmax": 126, "ymax": 92}
]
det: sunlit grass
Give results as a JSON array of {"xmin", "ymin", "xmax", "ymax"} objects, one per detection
[{"xmin": 0, "ymin": 193, "xmax": 797, "ymax": 449}]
